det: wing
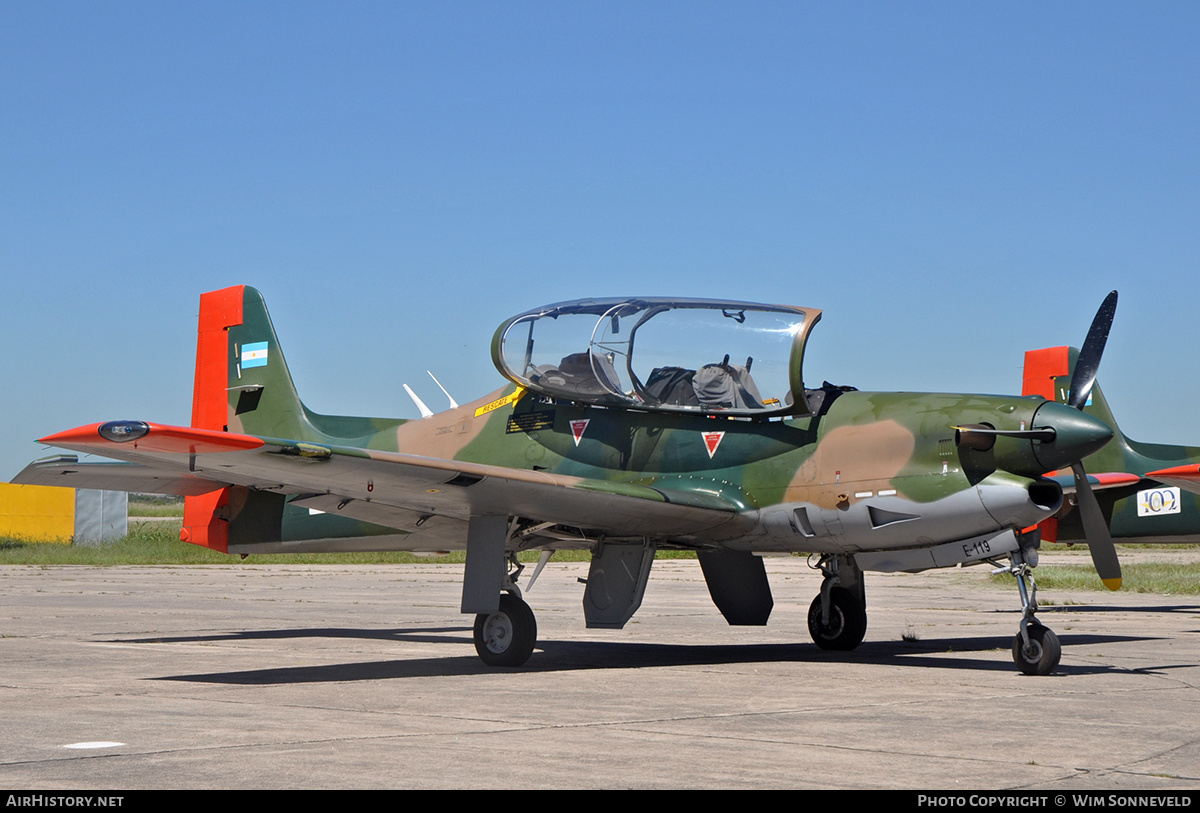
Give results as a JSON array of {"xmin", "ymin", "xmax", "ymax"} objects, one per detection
[
  {"xmin": 1042, "ymin": 470, "xmax": 1142, "ymax": 493},
  {"xmin": 1143, "ymin": 464, "xmax": 1200, "ymax": 495},
  {"xmin": 14, "ymin": 455, "xmax": 230, "ymax": 496},
  {"xmin": 14, "ymin": 421, "xmax": 754, "ymax": 553}
]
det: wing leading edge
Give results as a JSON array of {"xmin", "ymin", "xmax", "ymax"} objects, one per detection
[{"xmin": 15, "ymin": 420, "xmax": 753, "ymax": 553}]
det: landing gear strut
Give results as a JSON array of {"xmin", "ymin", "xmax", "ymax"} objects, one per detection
[
  {"xmin": 471, "ymin": 549, "xmax": 537, "ymax": 667},
  {"xmin": 807, "ymin": 555, "xmax": 868, "ymax": 651},
  {"xmin": 463, "ymin": 516, "xmax": 540, "ymax": 667},
  {"xmin": 994, "ymin": 536, "xmax": 1061, "ymax": 676}
]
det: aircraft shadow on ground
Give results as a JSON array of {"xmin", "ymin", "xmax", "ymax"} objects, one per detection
[
  {"xmin": 146, "ymin": 627, "xmax": 1181, "ymax": 685},
  {"xmin": 116, "ymin": 627, "xmax": 471, "ymax": 646},
  {"xmin": 1042, "ymin": 602, "xmax": 1200, "ymax": 615}
]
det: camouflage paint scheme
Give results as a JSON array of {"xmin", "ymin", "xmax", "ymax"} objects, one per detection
[
  {"xmin": 14, "ymin": 285, "xmax": 1134, "ymax": 671},
  {"xmin": 29, "ymin": 287, "xmax": 1083, "ymax": 553}
]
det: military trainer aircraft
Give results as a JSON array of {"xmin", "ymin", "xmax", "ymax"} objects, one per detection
[{"xmin": 14, "ymin": 286, "xmax": 1127, "ymax": 675}]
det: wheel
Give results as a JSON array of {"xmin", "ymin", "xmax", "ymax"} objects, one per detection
[
  {"xmin": 807, "ymin": 586, "xmax": 867, "ymax": 651},
  {"xmin": 1012, "ymin": 624, "xmax": 1060, "ymax": 676},
  {"xmin": 473, "ymin": 593, "xmax": 537, "ymax": 667}
]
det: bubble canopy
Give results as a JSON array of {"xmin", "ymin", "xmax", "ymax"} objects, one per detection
[{"xmin": 491, "ymin": 297, "xmax": 823, "ymax": 418}]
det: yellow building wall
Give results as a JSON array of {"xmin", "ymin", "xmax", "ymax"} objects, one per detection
[{"xmin": 0, "ymin": 484, "xmax": 75, "ymax": 543}]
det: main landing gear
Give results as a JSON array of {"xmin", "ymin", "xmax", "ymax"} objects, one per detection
[
  {"xmin": 474, "ymin": 592, "xmax": 537, "ymax": 667},
  {"xmin": 472, "ymin": 553, "xmax": 538, "ymax": 667},
  {"xmin": 807, "ymin": 555, "xmax": 868, "ymax": 651},
  {"xmin": 995, "ymin": 536, "xmax": 1061, "ymax": 676}
]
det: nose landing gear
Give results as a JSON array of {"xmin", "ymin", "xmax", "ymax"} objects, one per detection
[
  {"xmin": 994, "ymin": 536, "xmax": 1061, "ymax": 676},
  {"xmin": 1012, "ymin": 621, "xmax": 1060, "ymax": 676}
]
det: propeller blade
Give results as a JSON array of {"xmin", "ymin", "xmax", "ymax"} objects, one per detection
[
  {"xmin": 1072, "ymin": 462, "xmax": 1122, "ymax": 590},
  {"xmin": 1068, "ymin": 290, "xmax": 1118, "ymax": 410}
]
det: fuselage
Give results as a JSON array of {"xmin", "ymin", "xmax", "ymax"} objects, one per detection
[{"xmin": 370, "ymin": 385, "xmax": 1077, "ymax": 556}]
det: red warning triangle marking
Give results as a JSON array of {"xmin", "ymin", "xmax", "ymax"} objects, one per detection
[
  {"xmin": 702, "ymin": 431, "xmax": 725, "ymax": 458},
  {"xmin": 570, "ymin": 419, "xmax": 590, "ymax": 447}
]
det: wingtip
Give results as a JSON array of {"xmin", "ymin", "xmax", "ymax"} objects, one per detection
[
  {"xmin": 38, "ymin": 423, "xmax": 105, "ymax": 446},
  {"xmin": 38, "ymin": 422, "xmax": 264, "ymax": 454},
  {"xmin": 1146, "ymin": 464, "xmax": 1200, "ymax": 480}
]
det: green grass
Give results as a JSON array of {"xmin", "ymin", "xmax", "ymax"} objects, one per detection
[
  {"xmin": 1013, "ymin": 562, "xmax": 1200, "ymax": 595},
  {"xmin": 0, "ymin": 524, "xmax": 234, "ymax": 565},
  {"xmin": 987, "ymin": 544, "xmax": 1200, "ymax": 595},
  {"xmin": 9, "ymin": 523, "xmax": 1194, "ymax": 594},
  {"xmin": 1004, "ymin": 543, "xmax": 1200, "ymax": 594},
  {"xmin": 127, "ymin": 504, "xmax": 186, "ymax": 518},
  {"xmin": 127, "ymin": 494, "xmax": 184, "ymax": 518},
  {"xmin": 0, "ymin": 523, "xmax": 698, "ymax": 566}
]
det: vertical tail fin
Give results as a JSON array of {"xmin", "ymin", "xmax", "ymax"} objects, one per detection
[
  {"xmin": 182, "ymin": 285, "xmax": 407, "ymax": 552},
  {"xmin": 191, "ymin": 285, "xmax": 411, "ymax": 440},
  {"xmin": 192, "ymin": 285, "xmax": 317, "ymax": 440}
]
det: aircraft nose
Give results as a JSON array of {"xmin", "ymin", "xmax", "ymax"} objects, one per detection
[{"xmin": 1031, "ymin": 401, "xmax": 1114, "ymax": 472}]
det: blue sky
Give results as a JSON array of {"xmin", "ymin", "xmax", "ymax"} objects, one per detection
[{"xmin": 2, "ymin": 2, "xmax": 1198, "ymax": 478}]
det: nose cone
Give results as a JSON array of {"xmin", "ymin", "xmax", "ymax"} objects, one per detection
[{"xmin": 1031, "ymin": 401, "xmax": 1114, "ymax": 472}]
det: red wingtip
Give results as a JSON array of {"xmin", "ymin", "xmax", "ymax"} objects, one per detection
[
  {"xmin": 1146, "ymin": 464, "xmax": 1200, "ymax": 481},
  {"xmin": 39, "ymin": 422, "xmax": 263, "ymax": 454},
  {"xmin": 38, "ymin": 423, "xmax": 106, "ymax": 446}
]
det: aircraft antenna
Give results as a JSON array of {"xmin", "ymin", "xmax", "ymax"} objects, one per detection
[
  {"xmin": 427, "ymin": 371, "xmax": 459, "ymax": 409},
  {"xmin": 403, "ymin": 384, "xmax": 434, "ymax": 418}
]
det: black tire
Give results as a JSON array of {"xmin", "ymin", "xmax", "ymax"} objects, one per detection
[
  {"xmin": 1012, "ymin": 624, "xmax": 1061, "ymax": 676},
  {"xmin": 473, "ymin": 593, "xmax": 537, "ymax": 667},
  {"xmin": 807, "ymin": 586, "xmax": 867, "ymax": 651}
]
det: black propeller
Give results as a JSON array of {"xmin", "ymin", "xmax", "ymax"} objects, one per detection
[
  {"xmin": 1068, "ymin": 290, "xmax": 1118, "ymax": 411},
  {"xmin": 1068, "ymin": 291, "xmax": 1122, "ymax": 590}
]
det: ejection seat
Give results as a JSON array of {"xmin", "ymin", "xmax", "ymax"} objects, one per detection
[
  {"xmin": 692, "ymin": 355, "xmax": 765, "ymax": 410},
  {"xmin": 529, "ymin": 351, "xmax": 624, "ymax": 399}
]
